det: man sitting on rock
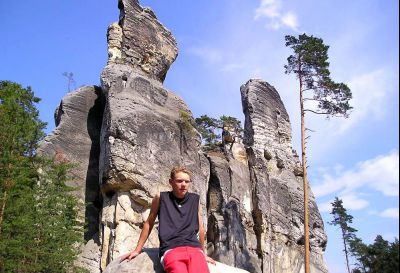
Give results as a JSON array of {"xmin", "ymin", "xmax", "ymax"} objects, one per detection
[{"xmin": 120, "ymin": 166, "xmax": 215, "ymax": 273}]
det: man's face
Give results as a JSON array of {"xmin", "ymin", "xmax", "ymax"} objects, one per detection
[{"xmin": 169, "ymin": 171, "xmax": 191, "ymax": 198}]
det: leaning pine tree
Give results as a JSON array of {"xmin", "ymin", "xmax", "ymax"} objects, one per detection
[
  {"xmin": 284, "ymin": 34, "xmax": 352, "ymax": 273},
  {"xmin": 329, "ymin": 197, "xmax": 358, "ymax": 273}
]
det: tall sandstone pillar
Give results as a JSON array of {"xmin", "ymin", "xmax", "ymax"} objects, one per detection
[
  {"xmin": 98, "ymin": 0, "xmax": 209, "ymax": 270},
  {"xmin": 241, "ymin": 79, "xmax": 328, "ymax": 273}
]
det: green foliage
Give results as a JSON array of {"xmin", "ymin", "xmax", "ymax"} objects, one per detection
[
  {"xmin": 195, "ymin": 115, "xmax": 221, "ymax": 145},
  {"xmin": 0, "ymin": 80, "xmax": 46, "ymax": 231},
  {"xmin": 350, "ymin": 236, "xmax": 399, "ymax": 273},
  {"xmin": 349, "ymin": 236, "xmax": 370, "ymax": 272},
  {"xmin": 285, "ymin": 35, "xmax": 353, "ymax": 272},
  {"xmin": 329, "ymin": 197, "xmax": 358, "ymax": 238},
  {"xmin": 179, "ymin": 110, "xmax": 196, "ymax": 136},
  {"xmin": 0, "ymin": 81, "xmax": 83, "ymax": 273},
  {"xmin": 330, "ymin": 197, "xmax": 399, "ymax": 273},
  {"xmin": 220, "ymin": 115, "xmax": 243, "ymax": 135},
  {"xmin": 195, "ymin": 114, "xmax": 243, "ymax": 150},
  {"xmin": 329, "ymin": 197, "xmax": 358, "ymax": 273},
  {"xmin": 285, "ymin": 33, "xmax": 352, "ymax": 117}
]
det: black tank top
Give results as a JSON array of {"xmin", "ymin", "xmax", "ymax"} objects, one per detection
[{"xmin": 158, "ymin": 191, "xmax": 202, "ymax": 256}]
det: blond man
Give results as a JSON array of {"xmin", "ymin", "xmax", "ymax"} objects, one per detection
[{"xmin": 120, "ymin": 166, "xmax": 215, "ymax": 273}]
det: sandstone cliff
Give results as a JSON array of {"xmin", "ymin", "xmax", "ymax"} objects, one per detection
[{"xmin": 39, "ymin": 0, "xmax": 328, "ymax": 272}]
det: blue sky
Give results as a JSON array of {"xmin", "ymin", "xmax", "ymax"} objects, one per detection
[{"xmin": 1, "ymin": 1, "xmax": 398, "ymax": 272}]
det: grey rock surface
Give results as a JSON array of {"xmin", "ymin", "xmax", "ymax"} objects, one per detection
[
  {"xmin": 98, "ymin": 2, "xmax": 209, "ymax": 270},
  {"xmin": 98, "ymin": 63, "xmax": 210, "ymax": 270},
  {"xmin": 207, "ymin": 152, "xmax": 260, "ymax": 272},
  {"xmin": 38, "ymin": 85, "xmax": 104, "ymax": 273},
  {"xmin": 241, "ymin": 79, "xmax": 328, "ymax": 273},
  {"xmin": 112, "ymin": 0, "xmax": 178, "ymax": 82}
]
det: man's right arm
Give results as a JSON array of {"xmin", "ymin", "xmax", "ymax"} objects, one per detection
[{"xmin": 120, "ymin": 192, "xmax": 160, "ymax": 262}]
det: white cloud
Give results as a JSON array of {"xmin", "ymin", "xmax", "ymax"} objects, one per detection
[
  {"xmin": 281, "ymin": 11, "xmax": 299, "ymax": 30},
  {"xmin": 254, "ymin": 0, "xmax": 299, "ymax": 32},
  {"xmin": 254, "ymin": 0, "xmax": 281, "ymax": 20},
  {"xmin": 313, "ymin": 150, "xmax": 399, "ymax": 198},
  {"xmin": 319, "ymin": 194, "xmax": 369, "ymax": 212},
  {"xmin": 334, "ymin": 68, "xmax": 395, "ymax": 133},
  {"xmin": 318, "ymin": 201, "xmax": 333, "ymax": 213},
  {"xmin": 340, "ymin": 194, "xmax": 369, "ymax": 210},
  {"xmin": 380, "ymin": 208, "xmax": 399, "ymax": 219}
]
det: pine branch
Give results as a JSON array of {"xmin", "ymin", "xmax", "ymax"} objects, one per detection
[{"xmin": 304, "ymin": 109, "xmax": 330, "ymax": 115}]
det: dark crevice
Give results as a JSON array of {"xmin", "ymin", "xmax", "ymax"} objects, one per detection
[{"xmin": 84, "ymin": 86, "xmax": 105, "ymax": 241}]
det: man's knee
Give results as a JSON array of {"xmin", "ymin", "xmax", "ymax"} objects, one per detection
[{"xmin": 188, "ymin": 248, "xmax": 209, "ymax": 273}]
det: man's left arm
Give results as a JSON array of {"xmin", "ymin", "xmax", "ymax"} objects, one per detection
[{"xmin": 198, "ymin": 200, "xmax": 216, "ymax": 265}]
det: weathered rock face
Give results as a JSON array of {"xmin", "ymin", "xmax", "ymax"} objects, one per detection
[
  {"xmin": 206, "ymin": 151, "xmax": 261, "ymax": 272},
  {"xmin": 240, "ymin": 79, "xmax": 328, "ymax": 273},
  {"xmin": 98, "ymin": 66, "xmax": 210, "ymax": 270},
  {"xmin": 38, "ymin": 85, "xmax": 104, "ymax": 272},
  {"xmin": 40, "ymin": 1, "xmax": 329, "ymax": 273},
  {"xmin": 98, "ymin": 1, "xmax": 209, "ymax": 271},
  {"xmin": 108, "ymin": 0, "xmax": 178, "ymax": 82}
]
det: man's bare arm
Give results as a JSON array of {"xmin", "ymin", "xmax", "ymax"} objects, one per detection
[
  {"xmin": 120, "ymin": 193, "xmax": 160, "ymax": 262},
  {"xmin": 198, "ymin": 200, "xmax": 216, "ymax": 265}
]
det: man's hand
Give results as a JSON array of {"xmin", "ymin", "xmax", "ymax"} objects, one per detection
[
  {"xmin": 205, "ymin": 255, "xmax": 216, "ymax": 265},
  {"xmin": 119, "ymin": 250, "xmax": 140, "ymax": 263}
]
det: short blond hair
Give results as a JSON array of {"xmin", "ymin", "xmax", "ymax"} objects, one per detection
[{"xmin": 170, "ymin": 166, "xmax": 192, "ymax": 180}]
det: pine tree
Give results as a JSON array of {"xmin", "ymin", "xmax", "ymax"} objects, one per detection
[
  {"xmin": 329, "ymin": 197, "xmax": 358, "ymax": 273},
  {"xmin": 220, "ymin": 115, "xmax": 243, "ymax": 150},
  {"xmin": 285, "ymin": 34, "xmax": 352, "ymax": 273},
  {"xmin": 195, "ymin": 115, "xmax": 221, "ymax": 146},
  {"xmin": 0, "ymin": 81, "xmax": 46, "ymax": 235},
  {"xmin": 39, "ymin": 160, "xmax": 85, "ymax": 272},
  {"xmin": 349, "ymin": 236, "xmax": 369, "ymax": 272},
  {"xmin": 0, "ymin": 81, "xmax": 85, "ymax": 272},
  {"xmin": 357, "ymin": 236, "xmax": 399, "ymax": 273},
  {"xmin": 195, "ymin": 114, "xmax": 243, "ymax": 150}
]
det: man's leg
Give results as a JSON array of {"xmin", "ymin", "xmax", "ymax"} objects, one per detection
[
  {"xmin": 187, "ymin": 247, "xmax": 210, "ymax": 273},
  {"xmin": 163, "ymin": 247, "xmax": 189, "ymax": 273}
]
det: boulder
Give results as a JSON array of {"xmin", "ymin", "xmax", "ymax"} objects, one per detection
[{"xmin": 104, "ymin": 249, "xmax": 250, "ymax": 273}]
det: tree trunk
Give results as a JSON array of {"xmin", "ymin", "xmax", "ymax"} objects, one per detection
[
  {"xmin": 0, "ymin": 190, "xmax": 7, "ymax": 235},
  {"xmin": 342, "ymin": 228, "xmax": 351, "ymax": 273},
  {"xmin": 300, "ymin": 77, "xmax": 311, "ymax": 273}
]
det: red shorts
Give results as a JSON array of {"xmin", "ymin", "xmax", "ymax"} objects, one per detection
[{"xmin": 162, "ymin": 246, "xmax": 210, "ymax": 273}]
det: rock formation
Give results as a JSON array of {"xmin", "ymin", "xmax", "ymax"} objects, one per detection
[
  {"xmin": 240, "ymin": 80, "xmax": 327, "ymax": 272},
  {"xmin": 38, "ymin": 85, "xmax": 104, "ymax": 271},
  {"xmin": 39, "ymin": 0, "xmax": 329, "ymax": 272},
  {"xmin": 98, "ymin": 0, "xmax": 209, "ymax": 270}
]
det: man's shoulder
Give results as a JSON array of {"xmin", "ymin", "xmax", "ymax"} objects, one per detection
[
  {"xmin": 189, "ymin": 192, "xmax": 199, "ymax": 196},
  {"xmin": 188, "ymin": 192, "xmax": 200, "ymax": 200}
]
